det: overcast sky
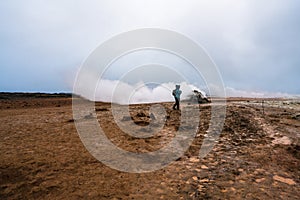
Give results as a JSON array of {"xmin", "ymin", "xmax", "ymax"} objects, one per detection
[{"xmin": 0, "ymin": 0, "xmax": 299, "ymax": 97}]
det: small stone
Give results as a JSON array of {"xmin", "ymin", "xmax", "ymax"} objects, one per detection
[
  {"xmin": 272, "ymin": 136, "xmax": 291, "ymax": 145},
  {"xmin": 189, "ymin": 192, "xmax": 195, "ymax": 197},
  {"xmin": 197, "ymin": 185, "xmax": 204, "ymax": 191},
  {"xmin": 292, "ymin": 113, "xmax": 300, "ymax": 120},
  {"xmin": 192, "ymin": 176, "xmax": 198, "ymax": 181},
  {"xmin": 255, "ymin": 169, "xmax": 265, "ymax": 173},
  {"xmin": 255, "ymin": 178, "xmax": 265, "ymax": 183},
  {"xmin": 272, "ymin": 182, "xmax": 279, "ymax": 187},
  {"xmin": 221, "ymin": 189, "xmax": 227, "ymax": 193},
  {"xmin": 273, "ymin": 175, "xmax": 296, "ymax": 185},
  {"xmin": 189, "ymin": 157, "xmax": 200, "ymax": 163},
  {"xmin": 230, "ymin": 187, "xmax": 236, "ymax": 191},
  {"xmin": 200, "ymin": 179, "xmax": 209, "ymax": 183},
  {"xmin": 201, "ymin": 165, "xmax": 209, "ymax": 169},
  {"xmin": 156, "ymin": 188, "xmax": 164, "ymax": 193}
]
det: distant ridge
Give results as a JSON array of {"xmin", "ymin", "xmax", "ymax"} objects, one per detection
[{"xmin": 0, "ymin": 92, "xmax": 73, "ymax": 100}]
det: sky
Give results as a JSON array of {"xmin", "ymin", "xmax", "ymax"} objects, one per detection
[{"xmin": 0, "ymin": 0, "xmax": 300, "ymax": 99}]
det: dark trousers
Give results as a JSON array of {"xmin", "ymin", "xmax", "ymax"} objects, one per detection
[{"xmin": 173, "ymin": 97, "xmax": 180, "ymax": 110}]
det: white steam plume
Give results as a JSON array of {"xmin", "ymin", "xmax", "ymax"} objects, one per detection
[{"xmin": 94, "ymin": 79, "xmax": 203, "ymax": 104}]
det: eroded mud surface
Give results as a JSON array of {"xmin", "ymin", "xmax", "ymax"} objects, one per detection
[{"xmin": 0, "ymin": 94, "xmax": 299, "ymax": 199}]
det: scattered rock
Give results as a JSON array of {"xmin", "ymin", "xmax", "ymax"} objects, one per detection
[
  {"xmin": 255, "ymin": 178, "xmax": 265, "ymax": 183},
  {"xmin": 156, "ymin": 188, "xmax": 164, "ymax": 193},
  {"xmin": 201, "ymin": 165, "xmax": 209, "ymax": 169},
  {"xmin": 273, "ymin": 175, "xmax": 296, "ymax": 185},
  {"xmin": 197, "ymin": 185, "xmax": 204, "ymax": 191},
  {"xmin": 255, "ymin": 169, "xmax": 265, "ymax": 173},
  {"xmin": 228, "ymin": 180, "xmax": 234, "ymax": 185},
  {"xmin": 199, "ymin": 179, "xmax": 209, "ymax": 183},
  {"xmin": 291, "ymin": 113, "xmax": 300, "ymax": 120},
  {"xmin": 136, "ymin": 112, "xmax": 147, "ymax": 117},
  {"xmin": 189, "ymin": 157, "xmax": 200, "ymax": 163},
  {"xmin": 135, "ymin": 120, "xmax": 150, "ymax": 126},
  {"xmin": 272, "ymin": 136, "xmax": 291, "ymax": 145}
]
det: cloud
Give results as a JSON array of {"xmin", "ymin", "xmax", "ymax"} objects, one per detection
[{"xmin": 0, "ymin": 0, "xmax": 299, "ymax": 95}]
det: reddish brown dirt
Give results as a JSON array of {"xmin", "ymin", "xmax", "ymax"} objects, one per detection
[{"xmin": 0, "ymin": 94, "xmax": 299, "ymax": 199}]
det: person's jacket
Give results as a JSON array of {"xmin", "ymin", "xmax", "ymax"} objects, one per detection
[{"xmin": 172, "ymin": 88, "xmax": 182, "ymax": 99}]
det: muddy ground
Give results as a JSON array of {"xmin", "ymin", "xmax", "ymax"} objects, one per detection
[{"xmin": 0, "ymin": 93, "xmax": 299, "ymax": 199}]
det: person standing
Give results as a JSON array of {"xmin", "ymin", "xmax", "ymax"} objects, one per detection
[{"xmin": 172, "ymin": 85, "xmax": 182, "ymax": 110}]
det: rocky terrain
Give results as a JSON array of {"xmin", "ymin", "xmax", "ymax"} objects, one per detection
[{"xmin": 0, "ymin": 93, "xmax": 299, "ymax": 199}]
